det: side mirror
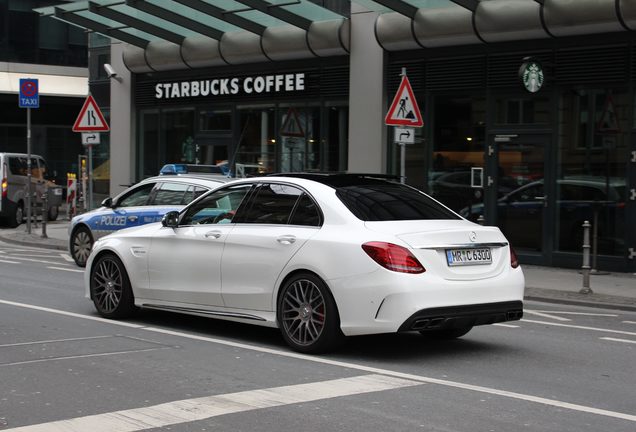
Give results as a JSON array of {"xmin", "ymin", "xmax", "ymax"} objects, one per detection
[
  {"xmin": 101, "ymin": 197, "xmax": 113, "ymax": 208},
  {"xmin": 162, "ymin": 211, "xmax": 180, "ymax": 228}
]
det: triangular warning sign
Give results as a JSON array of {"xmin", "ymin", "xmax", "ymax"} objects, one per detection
[
  {"xmin": 597, "ymin": 95, "xmax": 620, "ymax": 133},
  {"xmin": 73, "ymin": 95, "xmax": 109, "ymax": 132},
  {"xmin": 280, "ymin": 108, "xmax": 305, "ymax": 137},
  {"xmin": 385, "ymin": 75, "xmax": 423, "ymax": 127}
]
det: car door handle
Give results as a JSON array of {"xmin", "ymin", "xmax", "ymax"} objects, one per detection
[
  {"xmin": 277, "ymin": 235, "xmax": 296, "ymax": 245},
  {"xmin": 204, "ymin": 230, "xmax": 222, "ymax": 239}
]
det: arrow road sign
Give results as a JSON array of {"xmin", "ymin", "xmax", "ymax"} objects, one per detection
[
  {"xmin": 394, "ymin": 127, "xmax": 414, "ymax": 144},
  {"xmin": 81, "ymin": 132, "xmax": 101, "ymax": 146}
]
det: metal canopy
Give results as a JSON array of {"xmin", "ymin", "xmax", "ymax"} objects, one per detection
[
  {"xmin": 239, "ymin": 0, "xmax": 343, "ymax": 30},
  {"xmin": 52, "ymin": 6, "xmax": 151, "ymax": 48},
  {"xmin": 88, "ymin": 1, "xmax": 186, "ymax": 45},
  {"xmin": 171, "ymin": 0, "xmax": 269, "ymax": 35},
  {"xmin": 126, "ymin": 0, "xmax": 225, "ymax": 40}
]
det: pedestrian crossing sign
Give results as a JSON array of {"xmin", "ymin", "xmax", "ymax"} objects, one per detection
[
  {"xmin": 385, "ymin": 75, "xmax": 423, "ymax": 127},
  {"xmin": 72, "ymin": 95, "xmax": 109, "ymax": 132}
]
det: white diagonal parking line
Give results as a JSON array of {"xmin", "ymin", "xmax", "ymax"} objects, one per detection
[
  {"xmin": 521, "ymin": 319, "xmax": 636, "ymax": 336},
  {"xmin": 600, "ymin": 337, "xmax": 636, "ymax": 345},
  {"xmin": 4, "ymin": 374, "xmax": 419, "ymax": 432},
  {"xmin": 47, "ymin": 266, "xmax": 84, "ymax": 273},
  {"xmin": 524, "ymin": 310, "xmax": 571, "ymax": 321},
  {"xmin": 1, "ymin": 299, "xmax": 635, "ymax": 424},
  {"xmin": 60, "ymin": 253, "xmax": 74, "ymax": 262},
  {"xmin": 493, "ymin": 323, "xmax": 519, "ymax": 328},
  {"xmin": 0, "ymin": 259, "xmax": 20, "ymax": 264},
  {"xmin": 531, "ymin": 311, "xmax": 618, "ymax": 317}
]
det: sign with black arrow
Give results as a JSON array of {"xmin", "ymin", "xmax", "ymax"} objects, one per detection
[
  {"xmin": 81, "ymin": 132, "xmax": 101, "ymax": 146},
  {"xmin": 394, "ymin": 127, "xmax": 414, "ymax": 144}
]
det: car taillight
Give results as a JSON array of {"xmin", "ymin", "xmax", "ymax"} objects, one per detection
[
  {"xmin": 510, "ymin": 246, "xmax": 519, "ymax": 269},
  {"xmin": 362, "ymin": 242, "xmax": 425, "ymax": 274}
]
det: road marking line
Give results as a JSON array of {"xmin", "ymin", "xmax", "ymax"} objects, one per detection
[
  {"xmin": 493, "ymin": 323, "xmax": 519, "ymax": 328},
  {"xmin": 524, "ymin": 310, "xmax": 571, "ymax": 321},
  {"xmin": 47, "ymin": 266, "xmax": 84, "ymax": 273},
  {"xmin": 622, "ymin": 321, "xmax": 636, "ymax": 325},
  {"xmin": 1, "ymin": 299, "xmax": 635, "ymax": 423},
  {"xmin": 0, "ymin": 299, "xmax": 144, "ymax": 329},
  {"xmin": 3, "ymin": 374, "xmax": 419, "ymax": 432},
  {"xmin": 3, "ymin": 256, "xmax": 71, "ymax": 265},
  {"xmin": 0, "ymin": 335, "xmax": 113, "ymax": 348},
  {"xmin": 60, "ymin": 253, "xmax": 74, "ymax": 262},
  {"xmin": 0, "ymin": 259, "xmax": 20, "ymax": 264},
  {"xmin": 521, "ymin": 319, "xmax": 636, "ymax": 336},
  {"xmin": 600, "ymin": 337, "xmax": 636, "ymax": 345},
  {"xmin": 531, "ymin": 311, "xmax": 618, "ymax": 317},
  {"xmin": 0, "ymin": 347, "xmax": 171, "ymax": 367},
  {"xmin": 11, "ymin": 254, "xmax": 60, "ymax": 258}
]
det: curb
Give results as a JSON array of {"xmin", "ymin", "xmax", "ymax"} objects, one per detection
[
  {"xmin": 524, "ymin": 295, "xmax": 636, "ymax": 313},
  {"xmin": 0, "ymin": 234, "xmax": 67, "ymax": 251}
]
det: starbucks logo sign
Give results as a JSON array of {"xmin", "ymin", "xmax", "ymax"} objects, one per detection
[{"xmin": 519, "ymin": 58, "xmax": 544, "ymax": 93}]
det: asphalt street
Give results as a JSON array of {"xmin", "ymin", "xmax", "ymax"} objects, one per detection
[{"xmin": 0, "ymin": 240, "xmax": 635, "ymax": 431}]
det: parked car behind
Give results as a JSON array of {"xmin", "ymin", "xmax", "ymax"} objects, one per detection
[
  {"xmin": 0, "ymin": 152, "xmax": 62, "ymax": 227},
  {"xmin": 69, "ymin": 172, "xmax": 229, "ymax": 267}
]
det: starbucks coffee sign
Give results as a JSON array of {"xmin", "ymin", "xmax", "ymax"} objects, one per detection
[
  {"xmin": 155, "ymin": 72, "xmax": 305, "ymax": 99},
  {"xmin": 519, "ymin": 58, "xmax": 544, "ymax": 93}
]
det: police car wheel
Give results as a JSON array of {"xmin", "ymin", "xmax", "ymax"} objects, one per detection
[
  {"xmin": 71, "ymin": 226, "xmax": 93, "ymax": 267},
  {"xmin": 90, "ymin": 253, "xmax": 137, "ymax": 319}
]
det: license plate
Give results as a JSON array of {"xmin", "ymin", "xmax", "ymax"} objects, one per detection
[{"xmin": 446, "ymin": 248, "xmax": 492, "ymax": 266}]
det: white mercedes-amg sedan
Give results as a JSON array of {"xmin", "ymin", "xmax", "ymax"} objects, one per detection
[{"xmin": 85, "ymin": 173, "xmax": 524, "ymax": 353}]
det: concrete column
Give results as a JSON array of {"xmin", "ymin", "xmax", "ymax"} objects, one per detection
[
  {"xmin": 348, "ymin": 4, "xmax": 386, "ymax": 173},
  {"xmin": 109, "ymin": 41, "xmax": 134, "ymax": 197}
]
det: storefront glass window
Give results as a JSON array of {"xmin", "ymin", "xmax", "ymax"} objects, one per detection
[
  {"xmin": 199, "ymin": 110, "xmax": 231, "ymax": 131},
  {"xmin": 557, "ymin": 89, "xmax": 628, "ymax": 256},
  {"xmin": 139, "ymin": 110, "xmax": 159, "ymax": 179},
  {"xmin": 279, "ymin": 104, "xmax": 320, "ymax": 172},
  {"xmin": 495, "ymin": 96, "xmax": 550, "ymax": 124},
  {"xmin": 326, "ymin": 104, "xmax": 348, "ymax": 172},
  {"xmin": 235, "ymin": 105, "xmax": 276, "ymax": 177},
  {"xmin": 428, "ymin": 95, "xmax": 486, "ymax": 213},
  {"xmin": 162, "ymin": 109, "xmax": 195, "ymax": 165}
]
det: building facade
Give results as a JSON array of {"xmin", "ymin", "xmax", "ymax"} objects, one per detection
[
  {"xmin": 1, "ymin": 0, "xmax": 88, "ymax": 185},
  {"xmin": 39, "ymin": 0, "xmax": 636, "ymax": 272}
]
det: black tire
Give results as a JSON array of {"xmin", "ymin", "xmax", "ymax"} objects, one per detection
[
  {"xmin": 70, "ymin": 226, "xmax": 94, "ymax": 267},
  {"xmin": 277, "ymin": 272, "xmax": 344, "ymax": 354},
  {"xmin": 89, "ymin": 253, "xmax": 137, "ymax": 319},
  {"xmin": 419, "ymin": 326, "xmax": 473, "ymax": 340},
  {"xmin": 47, "ymin": 206, "xmax": 59, "ymax": 221},
  {"xmin": 8, "ymin": 201, "xmax": 24, "ymax": 228}
]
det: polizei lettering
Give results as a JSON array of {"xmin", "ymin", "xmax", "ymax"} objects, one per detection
[{"xmin": 155, "ymin": 73, "xmax": 305, "ymax": 99}]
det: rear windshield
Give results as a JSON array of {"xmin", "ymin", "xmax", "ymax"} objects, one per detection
[{"xmin": 336, "ymin": 182, "xmax": 461, "ymax": 221}]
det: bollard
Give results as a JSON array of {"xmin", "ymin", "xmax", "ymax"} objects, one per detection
[
  {"xmin": 41, "ymin": 188, "xmax": 48, "ymax": 239},
  {"xmin": 580, "ymin": 220, "xmax": 592, "ymax": 294},
  {"xmin": 477, "ymin": 215, "xmax": 485, "ymax": 226}
]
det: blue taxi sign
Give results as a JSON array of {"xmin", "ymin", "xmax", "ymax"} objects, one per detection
[{"xmin": 19, "ymin": 78, "xmax": 39, "ymax": 108}]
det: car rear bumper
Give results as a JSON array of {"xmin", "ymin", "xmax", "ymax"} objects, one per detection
[{"xmin": 397, "ymin": 300, "xmax": 523, "ymax": 332}]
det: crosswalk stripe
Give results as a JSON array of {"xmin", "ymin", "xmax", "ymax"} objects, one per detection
[{"xmin": 4, "ymin": 374, "xmax": 419, "ymax": 432}]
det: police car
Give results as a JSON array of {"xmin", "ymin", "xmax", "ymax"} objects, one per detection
[{"xmin": 69, "ymin": 168, "xmax": 229, "ymax": 267}]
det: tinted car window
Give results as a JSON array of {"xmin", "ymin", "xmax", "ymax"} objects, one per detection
[
  {"xmin": 289, "ymin": 194, "xmax": 321, "ymax": 227},
  {"xmin": 117, "ymin": 183, "xmax": 155, "ymax": 207},
  {"xmin": 151, "ymin": 182, "xmax": 189, "ymax": 205},
  {"xmin": 336, "ymin": 182, "xmax": 460, "ymax": 221},
  {"xmin": 181, "ymin": 185, "xmax": 252, "ymax": 225},
  {"xmin": 242, "ymin": 184, "xmax": 302, "ymax": 225},
  {"xmin": 8, "ymin": 157, "xmax": 27, "ymax": 175},
  {"xmin": 182, "ymin": 186, "xmax": 209, "ymax": 205}
]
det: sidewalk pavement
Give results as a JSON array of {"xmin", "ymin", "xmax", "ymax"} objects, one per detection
[{"xmin": 1, "ymin": 220, "xmax": 635, "ymax": 312}]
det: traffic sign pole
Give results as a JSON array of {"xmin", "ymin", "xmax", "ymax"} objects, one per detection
[
  {"xmin": 399, "ymin": 68, "xmax": 406, "ymax": 184},
  {"xmin": 26, "ymin": 108, "xmax": 32, "ymax": 233}
]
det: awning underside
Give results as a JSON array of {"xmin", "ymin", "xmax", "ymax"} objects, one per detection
[{"xmin": 35, "ymin": 0, "xmax": 636, "ymax": 73}]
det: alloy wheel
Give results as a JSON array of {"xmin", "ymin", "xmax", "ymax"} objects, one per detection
[
  {"xmin": 92, "ymin": 256, "xmax": 123, "ymax": 314},
  {"xmin": 281, "ymin": 278, "xmax": 326, "ymax": 346},
  {"xmin": 72, "ymin": 229, "xmax": 92, "ymax": 267}
]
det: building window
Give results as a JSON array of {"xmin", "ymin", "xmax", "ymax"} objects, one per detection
[{"xmin": 495, "ymin": 96, "xmax": 550, "ymax": 125}]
